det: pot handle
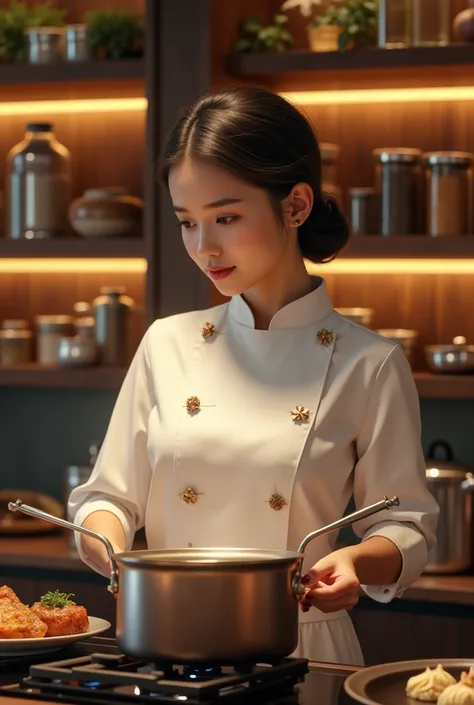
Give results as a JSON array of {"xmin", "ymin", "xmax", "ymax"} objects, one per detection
[
  {"xmin": 292, "ymin": 495, "xmax": 399, "ymax": 599},
  {"xmin": 426, "ymin": 440, "xmax": 453, "ymax": 461},
  {"xmin": 8, "ymin": 499, "xmax": 119, "ymax": 595},
  {"xmin": 461, "ymin": 473, "xmax": 474, "ymax": 492}
]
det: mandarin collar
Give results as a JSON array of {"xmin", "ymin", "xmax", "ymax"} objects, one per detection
[{"xmin": 228, "ymin": 277, "xmax": 333, "ymax": 330}]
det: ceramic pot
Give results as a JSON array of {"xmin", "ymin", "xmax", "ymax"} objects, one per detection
[
  {"xmin": 308, "ymin": 25, "xmax": 342, "ymax": 52},
  {"xmin": 69, "ymin": 187, "xmax": 144, "ymax": 238},
  {"xmin": 453, "ymin": 1, "xmax": 474, "ymax": 43}
]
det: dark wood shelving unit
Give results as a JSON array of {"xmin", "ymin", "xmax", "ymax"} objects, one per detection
[
  {"xmin": 0, "ymin": 238, "xmax": 145, "ymax": 258},
  {"xmin": 0, "ymin": 58, "xmax": 144, "ymax": 86},
  {"xmin": 0, "ymin": 365, "xmax": 127, "ymax": 389},
  {"xmin": 226, "ymin": 44, "xmax": 474, "ymax": 77},
  {"xmin": 342, "ymin": 235, "xmax": 474, "ymax": 259},
  {"xmin": 413, "ymin": 373, "xmax": 474, "ymax": 399}
]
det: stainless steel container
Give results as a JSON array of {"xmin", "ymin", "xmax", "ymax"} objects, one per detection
[
  {"xmin": 424, "ymin": 441, "xmax": 474, "ymax": 574},
  {"xmin": 348, "ymin": 187, "xmax": 379, "ymax": 235},
  {"xmin": 425, "ymin": 336, "xmax": 474, "ymax": 374},
  {"xmin": 373, "ymin": 148, "xmax": 422, "ymax": 236},
  {"xmin": 35, "ymin": 315, "xmax": 75, "ymax": 364},
  {"xmin": 6, "ymin": 123, "xmax": 71, "ymax": 240},
  {"xmin": 9, "ymin": 496, "xmax": 399, "ymax": 663},
  {"xmin": 93, "ymin": 287, "xmax": 135, "ymax": 366},
  {"xmin": 26, "ymin": 27, "xmax": 64, "ymax": 64},
  {"xmin": 0, "ymin": 319, "xmax": 33, "ymax": 365},
  {"xmin": 423, "ymin": 152, "xmax": 474, "ymax": 236},
  {"xmin": 64, "ymin": 24, "xmax": 89, "ymax": 61}
]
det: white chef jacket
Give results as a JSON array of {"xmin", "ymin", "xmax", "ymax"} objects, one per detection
[{"xmin": 69, "ymin": 277, "xmax": 438, "ymax": 666}]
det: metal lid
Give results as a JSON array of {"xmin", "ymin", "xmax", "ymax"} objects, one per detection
[
  {"xmin": 425, "ymin": 336, "xmax": 473, "ymax": 354},
  {"xmin": 373, "ymin": 148, "xmax": 422, "ymax": 164},
  {"xmin": 35, "ymin": 315, "xmax": 74, "ymax": 331},
  {"xmin": 99, "ymin": 286, "xmax": 127, "ymax": 296},
  {"xmin": 1, "ymin": 319, "xmax": 29, "ymax": 330},
  {"xmin": 26, "ymin": 122, "xmax": 53, "ymax": 133},
  {"xmin": 425, "ymin": 440, "xmax": 471, "ymax": 478},
  {"xmin": 423, "ymin": 151, "xmax": 474, "ymax": 166},
  {"xmin": 115, "ymin": 547, "xmax": 300, "ymax": 567},
  {"xmin": 348, "ymin": 187, "xmax": 376, "ymax": 197},
  {"xmin": 320, "ymin": 143, "xmax": 340, "ymax": 163},
  {"xmin": 377, "ymin": 328, "xmax": 418, "ymax": 340}
]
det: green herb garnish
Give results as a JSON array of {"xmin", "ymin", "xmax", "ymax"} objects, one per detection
[{"xmin": 40, "ymin": 590, "xmax": 76, "ymax": 608}]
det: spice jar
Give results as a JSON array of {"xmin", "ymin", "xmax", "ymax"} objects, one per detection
[
  {"xmin": 320, "ymin": 143, "xmax": 342, "ymax": 205},
  {"xmin": 35, "ymin": 315, "xmax": 75, "ymax": 364},
  {"xmin": 92, "ymin": 287, "xmax": 135, "ymax": 366},
  {"xmin": 348, "ymin": 187, "xmax": 379, "ymax": 235},
  {"xmin": 373, "ymin": 148, "xmax": 422, "ymax": 236},
  {"xmin": 423, "ymin": 152, "xmax": 474, "ymax": 236},
  {"xmin": 0, "ymin": 320, "xmax": 33, "ymax": 365}
]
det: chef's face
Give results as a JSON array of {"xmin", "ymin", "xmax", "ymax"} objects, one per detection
[{"xmin": 168, "ymin": 157, "xmax": 300, "ymax": 298}]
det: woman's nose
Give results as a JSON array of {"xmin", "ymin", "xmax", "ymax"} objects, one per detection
[{"xmin": 196, "ymin": 227, "xmax": 221, "ymax": 258}]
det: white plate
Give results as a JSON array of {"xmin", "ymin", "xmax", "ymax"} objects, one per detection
[{"xmin": 0, "ymin": 616, "xmax": 111, "ymax": 656}]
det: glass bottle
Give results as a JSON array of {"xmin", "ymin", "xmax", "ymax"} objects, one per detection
[
  {"xmin": 412, "ymin": 0, "xmax": 450, "ymax": 46},
  {"xmin": 378, "ymin": 0, "xmax": 413, "ymax": 48},
  {"xmin": 6, "ymin": 122, "xmax": 71, "ymax": 239}
]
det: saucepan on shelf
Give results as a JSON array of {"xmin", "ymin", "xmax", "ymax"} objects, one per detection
[
  {"xmin": 425, "ymin": 336, "xmax": 474, "ymax": 374},
  {"xmin": 9, "ymin": 495, "xmax": 398, "ymax": 664}
]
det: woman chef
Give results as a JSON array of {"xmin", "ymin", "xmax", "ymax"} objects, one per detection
[{"xmin": 69, "ymin": 86, "xmax": 439, "ymax": 665}]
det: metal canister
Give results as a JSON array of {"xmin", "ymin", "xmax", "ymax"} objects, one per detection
[
  {"xmin": 423, "ymin": 151, "xmax": 474, "ymax": 236},
  {"xmin": 93, "ymin": 287, "xmax": 135, "ymax": 366},
  {"xmin": 348, "ymin": 187, "xmax": 379, "ymax": 235},
  {"xmin": 320, "ymin": 142, "xmax": 342, "ymax": 205},
  {"xmin": 0, "ymin": 319, "xmax": 33, "ymax": 365},
  {"xmin": 64, "ymin": 24, "xmax": 89, "ymax": 61},
  {"xmin": 35, "ymin": 315, "xmax": 75, "ymax": 364},
  {"xmin": 373, "ymin": 147, "xmax": 422, "ymax": 236}
]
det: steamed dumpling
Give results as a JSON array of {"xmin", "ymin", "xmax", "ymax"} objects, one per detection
[
  {"xmin": 438, "ymin": 668, "xmax": 474, "ymax": 705},
  {"xmin": 406, "ymin": 665, "xmax": 456, "ymax": 702}
]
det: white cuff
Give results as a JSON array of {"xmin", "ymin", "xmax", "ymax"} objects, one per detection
[
  {"xmin": 360, "ymin": 521, "xmax": 428, "ymax": 603},
  {"xmin": 72, "ymin": 499, "xmax": 135, "ymax": 576}
]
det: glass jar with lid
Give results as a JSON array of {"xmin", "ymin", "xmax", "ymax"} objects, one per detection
[
  {"xmin": 423, "ymin": 151, "xmax": 474, "ymax": 236},
  {"xmin": 35, "ymin": 315, "xmax": 75, "ymax": 364},
  {"xmin": 373, "ymin": 147, "xmax": 422, "ymax": 236},
  {"xmin": 0, "ymin": 319, "xmax": 33, "ymax": 365}
]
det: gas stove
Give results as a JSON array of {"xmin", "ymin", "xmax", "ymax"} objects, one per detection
[{"xmin": 0, "ymin": 637, "xmax": 360, "ymax": 705}]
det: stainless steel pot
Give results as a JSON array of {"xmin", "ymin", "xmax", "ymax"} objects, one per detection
[
  {"xmin": 425, "ymin": 440, "xmax": 474, "ymax": 574},
  {"xmin": 9, "ymin": 496, "xmax": 398, "ymax": 664},
  {"xmin": 425, "ymin": 336, "xmax": 474, "ymax": 373}
]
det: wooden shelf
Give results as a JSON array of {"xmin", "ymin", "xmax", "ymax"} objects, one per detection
[
  {"xmin": 226, "ymin": 44, "xmax": 474, "ymax": 77},
  {"xmin": 0, "ymin": 238, "xmax": 145, "ymax": 258},
  {"xmin": 0, "ymin": 58, "xmax": 144, "ymax": 86},
  {"xmin": 341, "ymin": 235, "xmax": 474, "ymax": 259},
  {"xmin": 414, "ymin": 373, "xmax": 474, "ymax": 399},
  {"xmin": 0, "ymin": 365, "xmax": 127, "ymax": 389}
]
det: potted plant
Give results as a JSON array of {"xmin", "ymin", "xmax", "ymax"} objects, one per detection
[
  {"xmin": 310, "ymin": 0, "xmax": 377, "ymax": 51},
  {"xmin": 84, "ymin": 9, "xmax": 144, "ymax": 60},
  {"xmin": 233, "ymin": 14, "xmax": 294, "ymax": 53},
  {"xmin": 0, "ymin": 0, "xmax": 65, "ymax": 63}
]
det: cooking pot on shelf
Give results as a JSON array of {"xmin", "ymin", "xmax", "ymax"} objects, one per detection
[
  {"xmin": 425, "ymin": 336, "xmax": 474, "ymax": 374},
  {"xmin": 9, "ymin": 495, "xmax": 398, "ymax": 664},
  {"xmin": 424, "ymin": 440, "xmax": 474, "ymax": 574}
]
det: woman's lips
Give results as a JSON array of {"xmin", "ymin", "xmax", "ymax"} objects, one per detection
[{"xmin": 207, "ymin": 267, "xmax": 236, "ymax": 281}]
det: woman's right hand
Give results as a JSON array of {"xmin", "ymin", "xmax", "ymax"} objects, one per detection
[{"xmin": 80, "ymin": 511, "xmax": 126, "ymax": 578}]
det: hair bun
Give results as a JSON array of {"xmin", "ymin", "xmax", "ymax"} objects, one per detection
[{"xmin": 298, "ymin": 196, "xmax": 349, "ymax": 263}]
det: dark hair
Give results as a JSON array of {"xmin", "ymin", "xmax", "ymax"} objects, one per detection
[{"xmin": 159, "ymin": 86, "xmax": 349, "ymax": 263}]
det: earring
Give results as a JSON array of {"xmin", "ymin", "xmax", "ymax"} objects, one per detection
[{"xmin": 294, "ymin": 219, "xmax": 301, "ymax": 226}]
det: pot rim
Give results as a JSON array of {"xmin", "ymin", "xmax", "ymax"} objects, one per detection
[{"xmin": 114, "ymin": 547, "xmax": 302, "ymax": 568}]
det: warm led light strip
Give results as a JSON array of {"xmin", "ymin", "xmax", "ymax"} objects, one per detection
[
  {"xmin": 0, "ymin": 98, "xmax": 147, "ymax": 117},
  {"xmin": 307, "ymin": 258, "xmax": 474, "ymax": 275},
  {"xmin": 0, "ymin": 258, "xmax": 147, "ymax": 273},
  {"xmin": 281, "ymin": 86, "xmax": 474, "ymax": 106}
]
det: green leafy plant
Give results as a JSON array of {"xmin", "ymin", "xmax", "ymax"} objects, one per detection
[
  {"xmin": 84, "ymin": 9, "xmax": 144, "ymax": 60},
  {"xmin": 312, "ymin": 0, "xmax": 377, "ymax": 50},
  {"xmin": 233, "ymin": 14, "xmax": 294, "ymax": 53},
  {"xmin": 0, "ymin": 0, "xmax": 65, "ymax": 62},
  {"xmin": 40, "ymin": 591, "xmax": 76, "ymax": 608}
]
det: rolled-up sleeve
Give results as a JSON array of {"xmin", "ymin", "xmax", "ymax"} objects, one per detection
[
  {"xmin": 352, "ymin": 344, "xmax": 439, "ymax": 602},
  {"xmin": 68, "ymin": 330, "xmax": 155, "ymax": 571}
]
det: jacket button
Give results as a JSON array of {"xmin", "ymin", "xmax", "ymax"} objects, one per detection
[
  {"xmin": 188, "ymin": 543, "xmax": 193, "ymax": 547},
  {"xmin": 180, "ymin": 487, "xmax": 201, "ymax": 504},
  {"xmin": 267, "ymin": 493, "xmax": 287, "ymax": 511}
]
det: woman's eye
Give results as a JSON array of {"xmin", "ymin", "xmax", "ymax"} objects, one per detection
[
  {"xmin": 217, "ymin": 215, "xmax": 238, "ymax": 225},
  {"xmin": 178, "ymin": 220, "xmax": 194, "ymax": 230}
]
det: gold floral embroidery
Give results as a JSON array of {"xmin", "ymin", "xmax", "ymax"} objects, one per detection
[
  {"xmin": 267, "ymin": 493, "xmax": 287, "ymax": 511},
  {"xmin": 201, "ymin": 322, "xmax": 215, "ymax": 339},
  {"xmin": 291, "ymin": 406, "xmax": 311, "ymax": 422},
  {"xmin": 316, "ymin": 328, "xmax": 334, "ymax": 346},
  {"xmin": 180, "ymin": 487, "xmax": 202, "ymax": 504},
  {"xmin": 186, "ymin": 396, "xmax": 201, "ymax": 414}
]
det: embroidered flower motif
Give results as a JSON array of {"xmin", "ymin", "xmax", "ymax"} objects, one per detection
[
  {"xmin": 291, "ymin": 406, "xmax": 311, "ymax": 422},
  {"xmin": 186, "ymin": 396, "xmax": 201, "ymax": 414},
  {"xmin": 201, "ymin": 321, "xmax": 215, "ymax": 339},
  {"xmin": 180, "ymin": 487, "xmax": 201, "ymax": 504},
  {"xmin": 316, "ymin": 328, "xmax": 334, "ymax": 346},
  {"xmin": 268, "ymin": 493, "xmax": 287, "ymax": 511}
]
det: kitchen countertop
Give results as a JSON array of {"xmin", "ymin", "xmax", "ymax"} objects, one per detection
[{"xmin": 1, "ymin": 534, "xmax": 474, "ymax": 605}]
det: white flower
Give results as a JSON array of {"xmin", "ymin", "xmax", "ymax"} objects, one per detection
[{"xmin": 281, "ymin": 0, "xmax": 331, "ymax": 16}]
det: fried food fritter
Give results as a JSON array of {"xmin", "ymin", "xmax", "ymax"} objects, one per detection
[
  {"xmin": 30, "ymin": 603, "xmax": 89, "ymax": 637},
  {"xmin": 0, "ymin": 585, "xmax": 47, "ymax": 639}
]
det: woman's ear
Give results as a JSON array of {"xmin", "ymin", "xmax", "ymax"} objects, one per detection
[{"xmin": 282, "ymin": 182, "xmax": 314, "ymax": 228}]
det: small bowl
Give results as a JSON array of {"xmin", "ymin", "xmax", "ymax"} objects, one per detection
[
  {"xmin": 425, "ymin": 336, "xmax": 474, "ymax": 374},
  {"xmin": 336, "ymin": 308, "xmax": 374, "ymax": 327},
  {"xmin": 377, "ymin": 329, "xmax": 418, "ymax": 365}
]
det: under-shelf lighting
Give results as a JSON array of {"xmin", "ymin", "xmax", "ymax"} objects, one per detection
[
  {"xmin": 0, "ymin": 258, "xmax": 147, "ymax": 273},
  {"xmin": 281, "ymin": 86, "xmax": 474, "ymax": 106},
  {"xmin": 307, "ymin": 258, "xmax": 474, "ymax": 275},
  {"xmin": 0, "ymin": 98, "xmax": 147, "ymax": 117}
]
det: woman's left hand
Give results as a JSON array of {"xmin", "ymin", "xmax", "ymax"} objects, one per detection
[{"xmin": 300, "ymin": 548, "xmax": 360, "ymax": 614}]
